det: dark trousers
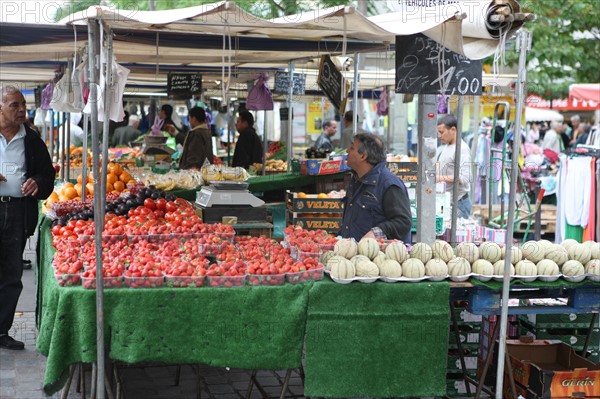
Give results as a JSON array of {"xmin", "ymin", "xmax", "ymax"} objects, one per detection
[{"xmin": 0, "ymin": 201, "xmax": 26, "ymax": 335}]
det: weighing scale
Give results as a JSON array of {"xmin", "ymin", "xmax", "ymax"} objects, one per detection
[
  {"xmin": 141, "ymin": 136, "xmax": 175, "ymax": 164},
  {"xmin": 196, "ymin": 181, "xmax": 267, "ymax": 223}
]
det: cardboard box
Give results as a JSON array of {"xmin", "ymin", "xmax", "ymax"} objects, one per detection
[
  {"xmin": 300, "ymin": 155, "xmax": 350, "ymax": 175},
  {"xmin": 504, "ymin": 340, "xmax": 600, "ymax": 399}
]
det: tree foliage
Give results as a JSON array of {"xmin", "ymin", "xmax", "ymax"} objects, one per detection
[{"xmin": 498, "ymin": 0, "xmax": 600, "ymax": 99}]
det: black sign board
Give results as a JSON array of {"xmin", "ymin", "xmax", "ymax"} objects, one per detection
[
  {"xmin": 317, "ymin": 55, "xmax": 349, "ymax": 112},
  {"xmin": 395, "ymin": 33, "xmax": 482, "ymax": 95},
  {"xmin": 280, "ymin": 107, "xmax": 290, "ymax": 121},
  {"xmin": 167, "ymin": 73, "xmax": 202, "ymax": 97},
  {"xmin": 273, "ymin": 72, "xmax": 306, "ymax": 96}
]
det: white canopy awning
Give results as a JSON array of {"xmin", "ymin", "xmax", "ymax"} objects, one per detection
[{"xmin": 525, "ymin": 107, "xmax": 564, "ymax": 122}]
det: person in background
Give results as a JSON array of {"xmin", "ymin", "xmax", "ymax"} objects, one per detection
[
  {"xmin": 112, "ymin": 112, "xmax": 142, "ymax": 147},
  {"xmin": 170, "ymin": 106, "xmax": 213, "ymax": 169},
  {"xmin": 340, "ymin": 133, "xmax": 412, "ymax": 242},
  {"xmin": 542, "ymin": 120, "xmax": 563, "ymax": 155},
  {"xmin": 340, "ymin": 111, "xmax": 354, "ymax": 149},
  {"xmin": 526, "ymin": 122, "xmax": 540, "ymax": 144},
  {"xmin": 151, "ymin": 104, "xmax": 182, "ymax": 136},
  {"xmin": 232, "ymin": 110, "xmax": 262, "ymax": 169},
  {"xmin": 560, "ymin": 120, "xmax": 573, "ymax": 150},
  {"xmin": 314, "ymin": 120, "xmax": 337, "ymax": 152},
  {"xmin": 436, "ymin": 114, "xmax": 473, "ymax": 219},
  {"xmin": 0, "ymin": 86, "xmax": 55, "ymax": 350}
]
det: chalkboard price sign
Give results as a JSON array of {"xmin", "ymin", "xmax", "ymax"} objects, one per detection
[
  {"xmin": 167, "ymin": 73, "xmax": 202, "ymax": 97},
  {"xmin": 317, "ymin": 55, "xmax": 349, "ymax": 112},
  {"xmin": 273, "ymin": 72, "xmax": 306, "ymax": 95},
  {"xmin": 395, "ymin": 33, "xmax": 482, "ymax": 95}
]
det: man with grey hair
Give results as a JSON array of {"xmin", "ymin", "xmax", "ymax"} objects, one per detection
[
  {"xmin": 0, "ymin": 86, "xmax": 55, "ymax": 350},
  {"xmin": 542, "ymin": 120, "xmax": 563, "ymax": 155},
  {"xmin": 340, "ymin": 133, "xmax": 412, "ymax": 242}
]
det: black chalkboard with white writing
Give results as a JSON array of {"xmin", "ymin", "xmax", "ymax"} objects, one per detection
[
  {"xmin": 273, "ymin": 72, "xmax": 306, "ymax": 95},
  {"xmin": 395, "ymin": 33, "xmax": 482, "ymax": 95},
  {"xmin": 167, "ymin": 73, "xmax": 202, "ymax": 97},
  {"xmin": 317, "ymin": 55, "xmax": 349, "ymax": 112}
]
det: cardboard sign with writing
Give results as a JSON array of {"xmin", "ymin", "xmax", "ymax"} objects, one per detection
[
  {"xmin": 395, "ymin": 33, "xmax": 482, "ymax": 95},
  {"xmin": 167, "ymin": 73, "xmax": 202, "ymax": 97},
  {"xmin": 317, "ymin": 55, "xmax": 349, "ymax": 112},
  {"xmin": 273, "ymin": 72, "xmax": 306, "ymax": 95}
]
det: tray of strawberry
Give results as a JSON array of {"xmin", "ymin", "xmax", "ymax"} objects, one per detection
[
  {"xmin": 165, "ymin": 257, "xmax": 209, "ymax": 288},
  {"xmin": 81, "ymin": 261, "xmax": 125, "ymax": 289},
  {"xmin": 53, "ymin": 256, "xmax": 85, "ymax": 287},
  {"xmin": 285, "ymin": 257, "xmax": 324, "ymax": 284},
  {"xmin": 206, "ymin": 260, "xmax": 247, "ymax": 288}
]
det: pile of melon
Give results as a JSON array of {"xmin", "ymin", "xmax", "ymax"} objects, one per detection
[{"xmin": 324, "ymin": 237, "xmax": 600, "ymax": 283}]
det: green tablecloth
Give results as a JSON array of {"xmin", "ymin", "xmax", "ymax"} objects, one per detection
[
  {"xmin": 36, "ymin": 219, "xmax": 311, "ymax": 395},
  {"xmin": 304, "ymin": 278, "xmax": 450, "ymax": 397},
  {"xmin": 36, "ymin": 218, "xmax": 452, "ymax": 397}
]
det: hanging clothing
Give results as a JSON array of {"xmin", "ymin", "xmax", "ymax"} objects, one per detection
[
  {"xmin": 555, "ymin": 154, "xmax": 568, "ymax": 243},
  {"xmin": 83, "ymin": 56, "xmax": 129, "ymax": 122},
  {"xmin": 564, "ymin": 156, "xmax": 592, "ymax": 228},
  {"xmin": 583, "ymin": 158, "xmax": 596, "ymax": 241}
]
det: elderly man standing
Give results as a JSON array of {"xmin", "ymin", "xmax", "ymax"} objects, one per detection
[
  {"xmin": 542, "ymin": 120, "xmax": 563, "ymax": 156},
  {"xmin": 340, "ymin": 133, "xmax": 412, "ymax": 242},
  {"xmin": 0, "ymin": 86, "xmax": 55, "ymax": 350}
]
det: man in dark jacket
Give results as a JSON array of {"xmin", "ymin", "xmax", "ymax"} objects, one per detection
[
  {"xmin": 171, "ymin": 106, "xmax": 213, "ymax": 169},
  {"xmin": 340, "ymin": 133, "xmax": 412, "ymax": 242},
  {"xmin": 0, "ymin": 86, "xmax": 55, "ymax": 350},
  {"xmin": 232, "ymin": 111, "xmax": 263, "ymax": 169}
]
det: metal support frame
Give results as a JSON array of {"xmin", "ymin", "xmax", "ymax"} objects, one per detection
[
  {"xmin": 495, "ymin": 29, "xmax": 531, "ymax": 399},
  {"xmin": 450, "ymin": 96, "xmax": 464, "ymax": 247},
  {"xmin": 416, "ymin": 94, "xmax": 438, "ymax": 244},
  {"xmin": 286, "ymin": 61, "xmax": 295, "ymax": 170}
]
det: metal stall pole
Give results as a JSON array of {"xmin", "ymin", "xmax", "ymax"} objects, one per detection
[
  {"xmin": 495, "ymin": 29, "xmax": 531, "ymax": 399},
  {"xmin": 416, "ymin": 94, "xmax": 438, "ymax": 244},
  {"xmin": 471, "ymin": 96, "xmax": 481, "ymax": 203},
  {"xmin": 66, "ymin": 113, "xmax": 71, "ymax": 182},
  {"xmin": 286, "ymin": 61, "xmax": 294, "ymax": 169},
  {"xmin": 450, "ymin": 96, "xmax": 464, "ymax": 247},
  {"xmin": 262, "ymin": 111, "xmax": 268, "ymax": 176},
  {"xmin": 49, "ymin": 110, "xmax": 54, "ymax": 162},
  {"xmin": 352, "ymin": 53, "xmax": 359, "ymax": 135},
  {"xmin": 59, "ymin": 112, "xmax": 65, "ymax": 181},
  {"xmin": 87, "ymin": 18, "xmax": 106, "ymax": 399},
  {"xmin": 81, "ymin": 114, "xmax": 89, "ymax": 199}
]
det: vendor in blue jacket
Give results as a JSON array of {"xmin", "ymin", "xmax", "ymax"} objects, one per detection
[{"xmin": 340, "ymin": 133, "xmax": 412, "ymax": 242}]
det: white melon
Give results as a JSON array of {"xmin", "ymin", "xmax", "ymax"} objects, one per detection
[
  {"xmin": 432, "ymin": 240, "xmax": 454, "ymax": 263},
  {"xmin": 350, "ymin": 254, "xmax": 371, "ymax": 266},
  {"xmin": 355, "ymin": 260, "xmax": 379, "ymax": 278},
  {"xmin": 545, "ymin": 245, "xmax": 569, "ymax": 266},
  {"xmin": 472, "ymin": 259, "xmax": 494, "ymax": 276},
  {"xmin": 425, "ymin": 259, "xmax": 448, "ymax": 277},
  {"xmin": 379, "ymin": 259, "xmax": 402, "ymax": 278},
  {"xmin": 448, "ymin": 257, "xmax": 471, "ymax": 276},
  {"xmin": 585, "ymin": 259, "xmax": 600, "ymax": 276},
  {"xmin": 493, "ymin": 260, "xmax": 515, "ymax": 276},
  {"xmin": 357, "ymin": 237, "xmax": 380, "ymax": 260},
  {"xmin": 536, "ymin": 259, "xmax": 559, "ymax": 276},
  {"xmin": 410, "ymin": 242, "xmax": 433, "ymax": 264},
  {"xmin": 456, "ymin": 242, "xmax": 479, "ymax": 264},
  {"xmin": 402, "ymin": 258, "xmax": 425, "ymax": 278},
  {"xmin": 480, "ymin": 242, "xmax": 502, "ymax": 263},
  {"xmin": 320, "ymin": 250, "xmax": 336, "ymax": 265},
  {"xmin": 326, "ymin": 255, "xmax": 352, "ymax": 272},
  {"xmin": 330, "ymin": 257, "xmax": 356, "ymax": 279},
  {"xmin": 561, "ymin": 239, "xmax": 580, "ymax": 252},
  {"xmin": 385, "ymin": 241, "xmax": 409, "ymax": 264},
  {"xmin": 372, "ymin": 252, "xmax": 387, "ymax": 268}
]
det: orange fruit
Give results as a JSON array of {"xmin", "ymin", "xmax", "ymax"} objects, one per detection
[
  {"xmin": 106, "ymin": 182, "xmax": 114, "ymax": 192},
  {"xmin": 85, "ymin": 182, "xmax": 95, "ymax": 196},
  {"xmin": 63, "ymin": 187, "xmax": 77, "ymax": 199},
  {"xmin": 317, "ymin": 193, "xmax": 328, "ymax": 198},
  {"xmin": 64, "ymin": 181, "xmax": 74, "ymax": 189},
  {"xmin": 113, "ymin": 181, "xmax": 125, "ymax": 192},
  {"xmin": 297, "ymin": 192, "xmax": 308, "ymax": 198},
  {"xmin": 108, "ymin": 163, "xmax": 123, "ymax": 176},
  {"xmin": 74, "ymin": 183, "xmax": 83, "ymax": 197},
  {"xmin": 58, "ymin": 194, "xmax": 68, "ymax": 202},
  {"xmin": 119, "ymin": 172, "xmax": 132, "ymax": 183},
  {"xmin": 77, "ymin": 174, "xmax": 84, "ymax": 184},
  {"xmin": 49, "ymin": 191, "xmax": 59, "ymax": 201},
  {"xmin": 106, "ymin": 173, "xmax": 118, "ymax": 185}
]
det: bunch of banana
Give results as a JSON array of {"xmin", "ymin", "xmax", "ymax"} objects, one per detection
[{"xmin": 251, "ymin": 159, "xmax": 287, "ymax": 172}]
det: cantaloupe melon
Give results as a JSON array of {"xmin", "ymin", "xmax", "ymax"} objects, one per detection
[
  {"xmin": 480, "ymin": 242, "xmax": 502, "ymax": 263},
  {"xmin": 357, "ymin": 237, "xmax": 380, "ymax": 260},
  {"xmin": 493, "ymin": 260, "xmax": 515, "ymax": 276},
  {"xmin": 456, "ymin": 242, "xmax": 479, "ymax": 264},
  {"xmin": 326, "ymin": 255, "xmax": 352, "ymax": 272},
  {"xmin": 334, "ymin": 238, "xmax": 358, "ymax": 259},
  {"xmin": 585, "ymin": 259, "xmax": 600, "ymax": 276},
  {"xmin": 521, "ymin": 241, "xmax": 545, "ymax": 263},
  {"xmin": 410, "ymin": 242, "xmax": 433, "ymax": 264},
  {"xmin": 379, "ymin": 259, "xmax": 402, "ymax": 278},
  {"xmin": 545, "ymin": 245, "xmax": 568, "ymax": 266},
  {"xmin": 568, "ymin": 243, "xmax": 592, "ymax": 265},
  {"xmin": 385, "ymin": 241, "xmax": 409, "ymax": 263},
  {"xmin": 515, "ymin": 260, "xmax": 537, "ymax": 276},
  {"xmin": 588, "ymin": 242, "xmax": 600, "ymax": 260},
  {"xmin": 562, "ymin": 260, "xmax": 585, "ymax": 277},
  {"xmin": 502, "ymin": 246, "xmax": 523, "ymax": 265},
  {"xmin": 537, "ymin": 259, "xmax": 559, "ymax": 276},
  {"xmin": 538, "ymin": 239, "xmax": 554, "ymax": 256},
  {"xmin": 402, "ymin": 258, "xmax": 425, "ymax": 278},
  {"xmin": 320, "ymin": 250, "xmax": 336, "ymax": 265},
  {"xmin": 372, "ymin": 251, "xmax": 387, "ymax": 268},
  {"xmin": 355, "ymin": 260, "xmax": 379, "ymax": 278},
  {"xmin": 561, "ymin": 239, "xmax": 579, "ymax": 252},
  {"xmin": 472, "ymin": 259, "xmax": 493, "ymax": 276},
  {"xmin": 448, "ymin": 257, "xmax": 471, "ymax": 276},
  {"xmin": 432, "ymin": 240, "xmax": 454, "ymax": 263},
  {"xmin": 425, "ymin": 259, "xmax": 448, "ymax": 277},
  {"xmin": 330, "ymin": 257, "xmax": 356, "ymax": 279},
  {"xmin": 350, "ymin": 254, "xmax": 371, "ymax": 266}
]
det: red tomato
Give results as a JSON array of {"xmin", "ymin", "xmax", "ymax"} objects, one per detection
[
  {"xmin": 165, "ymin": 201, "xmax": 177, "ymax": 213},
  {"xmin": 144, "ymin": 198, "xmax": 156, "ymax": 211},
  {"xmin": 155, "ymin": 198, "xmax": 166, "ymax": 211}
]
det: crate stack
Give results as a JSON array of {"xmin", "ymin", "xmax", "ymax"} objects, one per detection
[
  {"xmin": 518, "ymin": 313, "xmax": 600, "ymax": 363},
  {"xmin": 286, "ymin": 191, "xmax": 343, "ymax": 234},
  {"xmin": 447, "ymin": 302, "xmax": 483, "ymax": 397}
]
